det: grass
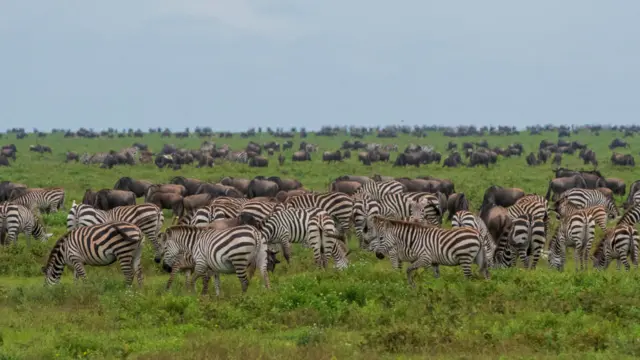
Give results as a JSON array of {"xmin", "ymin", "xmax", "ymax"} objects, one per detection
[{"xmin": 1, "ymin": 129, "xmax": 640, "ymax": 359}]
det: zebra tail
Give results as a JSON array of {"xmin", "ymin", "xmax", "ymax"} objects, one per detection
[
  {"xmin": 0, "ymin": 213, "xmax": 6, "ymax": 245},
  {"xmin": 59, "ymin": 191, "xmax": 66, "ymax": 211}
]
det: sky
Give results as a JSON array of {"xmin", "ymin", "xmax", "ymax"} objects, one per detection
[{"xmin": 1, "ymin": 1, "xmax": 639, "ymax": 132}]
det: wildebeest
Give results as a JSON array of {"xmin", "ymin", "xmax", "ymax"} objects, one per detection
[
  {"xmin": 267, "ymin": 177, "xmax": 302, "ymax": 192},
  {"xmin": 292, "ymin": 151, "xmax": 311, "ymax": 161},
  {"xmin": 0, "ymin": 155, "xmax": 9, "ymax": 167},
  {"xmin": 329, "ymin": 179, "xmax": 361, "ymax": 195},
  {"xmin": 82, "ymin": 189, "xmax": 136, "ymax": 211},
  {"xmin": 113, "ymin": 177, "xmax": 153, "ymax": 198},
  {"xmin": 604, "ymin": 178, "xmax": 626, "ymax": 197},
  {"xmin": 248, "ymin": 156, "xmax": 269, "ymax": 167},
  {"xmin": 611, "ymin": 153, "xmax": 635, "ymax": 166},
  {"xmin": 445, "ymin": 193, "xmax": 469, "ymax": 221},
  {"xmin": 170, "ymin": 177, "xmax": 204, "ymax": 196},
  {"xmin": 322, "ymin": 150, "xmax": 342, "ymax": 162},
  {"xmin": 545, "ymin": 175, "xmax": 588, "ymax": 201},
  {"xmin": 480, "ymin": 186, "xmax": 525, "ymax": 213},
  {"xmin": 247, "ymin": 177, "xmax": 279, "ymax": 198},
  {"xmin": 0, "ymin": 181, "xmax": 27, "ymax": 201},
  {"xmin": 65, "ymin": 152, "xmax": 80, "ymax": 162},
  {"xmin": 194, "ymin": 183, "xmax": 244, "ymax": 198}
]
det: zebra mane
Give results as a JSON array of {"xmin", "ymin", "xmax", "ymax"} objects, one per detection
[{"xmin": 617, "ymin": 203, "xmax": 638, "ymax": 226}]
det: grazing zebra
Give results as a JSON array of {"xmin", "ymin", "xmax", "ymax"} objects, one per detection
[
  {"xmin": 67, "ymin": 202, "xmax": 164, "ymax": 260},
  {"xmin": 282, "ymin": 192, "xmax": 354, "ymax": 237},
  {"xmin": 352, "ymin": 192, "xmax": 381, "ymax": 248},
  {"xmin": 511, "ymin": 194, "xmax": 549, "ymax": 233},
  {"xmin": 492, "ymin": 229, "xmax": 517, "ymax": 269},
  {"xmin": 555, "ymin": 188, "xmax": 618, "ymax": 219},
  {"xmin": 547, "ymin": 206, "xmax": 607, "ymax": 271},
  {"xmin": 374, "ymin": 192, "xmax": 443, "ymax": 225},
  {"xmin": 261, "ymin": 208, "xmax": 345, "ymax": 265},
  {"xmin": 365, "ymin": 215, "xmax": 489, "ymax": 286},
  {"xmin": 353, "ymin": 180, "xmax": 405, "ymax": 200},
  {"xmin": 0, "ymin": 203, "xmax": 52, "ymax": 246},
  {"xmin": 189, "ymin": 198, "xmax": 248, "ymax": 226},
  {"xmin": 308, "ymin": 210, "xmax": 350, "ymax": 270},
  {"xmin": 159, "ymin": 225, "xmax": 271, "ymax": 296},
  {"xmin": 506, "ymin": 200, "xmax": 547, "ymax": 269},
  {"xmin": 238, "ymin": 200, "xmax": 282, "ymax": 227},
  {"xmin": 41, "ymin": 222, "xmax": 144, "ymax": 286},
  {"xmin": 592, "ymin": 224, "xmax": 639, "ymax": 271},
  {"xmin": 225, "ymin": 151, "xmax": 249, "ymax": 163},
  {"xmin": 616, "ymin": 202, "xmax": 640, "ymax": 228},
  {"xmin": 451, "ymin": 210, "xmax": 495, "ymax": 268},
  {"xmin": 9, "ymin": 188, "xmax": 65, "ymax": 213}
]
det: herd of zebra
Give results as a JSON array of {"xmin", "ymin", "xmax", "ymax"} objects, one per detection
[{"xmin": 1, "ymin": 176, "xmax": 640, "ymax": 294}]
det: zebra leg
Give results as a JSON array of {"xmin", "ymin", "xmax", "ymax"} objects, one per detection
[
  {"xmin": 201, "ymin": 273, "xmax": 211, "ymax": 296},
  {"xmin": 166, "ymin": 265, "xmax": 181, "ymax": 291},
  {"xmin": 236, "ymin": 267, "xmax": 250, "ymax": 294},
  {"xmin": 406, "ymin": 258, "xmax": 429, "ymax": 288},
  {"xmin": 118, "ymin": 256, "xmax": 135, "ymax": 286},
  {"xmin": 574, "ymin": 243, "xmax": 582, "ymax": 272},
  {"xmin": 432, "ymin": 264, "xmax": 440, "ymax": 278},
  {"xmin": 213, "ymin": 273, "xmax": 222, "ymax": 297},
  {"xmin": 71, "ymin": 261, "xmax": 87, "ymax": 281},
  {"xmin": 620, "ymin": 254, "xmax": 631, "ymax": 271},
  {"xmin": 281, "ymin": 241, "xmax": 292, "ymax": 264}
]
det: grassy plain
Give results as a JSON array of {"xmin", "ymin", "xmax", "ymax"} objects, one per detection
[{"xmin": 1, "ymin": 130, "xmax": 640, "ymax": 359}]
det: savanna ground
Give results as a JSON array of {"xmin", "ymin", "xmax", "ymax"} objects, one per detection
[{"xmin": 1, "ymin": 130, "xmax": 640, "ymax": 359}]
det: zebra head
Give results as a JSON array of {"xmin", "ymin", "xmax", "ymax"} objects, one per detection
[{"xmin": 365, "ymin": 215, "xmax": 393, "ymax": 256}]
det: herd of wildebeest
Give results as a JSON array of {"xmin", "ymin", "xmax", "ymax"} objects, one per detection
[{"xmin": 1, "ymin": 123, "xmax": 640, "ymax": 293}]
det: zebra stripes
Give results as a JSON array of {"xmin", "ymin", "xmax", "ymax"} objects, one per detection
[
  {"xmin": 353, "ymin": 180, "xmax": 405, "ymax": 200},
  {"xmin": 451, "ymin": 210, "xmax": 495, "ymax": 268},
  {"xmin": 547, "ymin": 206, "xmax": 607, "ymax": 271},
  {"xmin": 189, "ymin": 197, "xmax": 248, "ymax": 226},
  {"xmin": 225, "ymin": 151, "xmax": 249, "ymax": 163},
  {"xmin": 617, "ymin": 202, "xmax": 640, "ymax": 228},
  {"xmin": 42, "ymin": 222, "xmax": 144, "ymax": 286},
  {"xmin": 555, "ymin": 188, "xmax": 618, "ymax": 219},
  {"xmin": 261, "ymin": 207, "xmax": 346, "ymax": 267},
  {"xmin": 592, "ymin": 224, "xmax": 639, "ymax": 271},
  {"xmin": 0, "ymin": 203, "xmax": 52, "ymax": 246},
  {"xmin": 282, "ymin": 192, "xmax": 353, "ymax": 236},
  {"xmin": 365, "ymin": 215, "xmax": 489, "ymax": 286},
  {"xmin": 66, "ymin": 202, "xmax": 164, "ymax": 260},
  {"xmin": 352, "ymin": 192, "xmax": 381, "ymax": 248},
  {"xmin": 505, "ymin": 198, "xmax": 547, "ymax": 269},
  {"xmin": 159, "ymin": 225, "xmax": 270, "ymax": 296},
  {"xmin": 9, "ymin": 188, "xmax": 65, "ymax": 214}
]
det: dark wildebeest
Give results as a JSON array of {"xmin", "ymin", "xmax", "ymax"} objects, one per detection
[
  {"xmin": 554, "ymin": 168, "xmax": 605, "ymax": 189},
  {"xmin": 479, "ymin": 186, "xmax": 525, "ymax": 214},
  {"xmin": 446, "ymin": 193, "xmax": 469, "ymax": 221},
  {"xmin": 247, "ymin": 177, "xmax": 280, "ymax": 198},
  {"xmin": 194, "ymin": 183, "xmax": 244, "ymax": 198},
  {"xmin": 267, "ymin": 177, "xmax": 303, "ymax": 192},
  {"xmin": 604, "ymin": 178, "xmax": 626, "ymax": 197},
  {"xmin": 82, "ymin": 189, "xmax": 136, "ymax": 211},
  {"xmin": 248, "ymin": 156, "xmax": 269, "ymax": 167},
  {"xmin": 329, "ymin": 180, "xmax": 361, "ymax": 195},
  {"xmin": 219, "ymin": 177, "xmax": 251, "ymax": 195},
  {"xmin": 65, "ymin": 152, "xmax": 80, "ymax": 162},
  {"xmin": 113, "ymin": 177, "xmax": 153, "ymax": 198},
  {"xmin": 322, "ymin": 150, "xmax": 342, "ymax": 163},
  {"xmin": 292, "ymin": 151, "xmax": 311, "ymax": 161},
  {"xmin": 545, "ymin": 175, "xmax": 588, "ymax": 201},
  {"xmin": 0, "ymin": 155, "xmax": 9, "ymax": 167},
  {"xmin": 0, "ymin": 181, "xmax": 27, "ymax": 201},
  {"xmin": 170, "ymin": 177, "xmax": 204, "ymax": 196}
]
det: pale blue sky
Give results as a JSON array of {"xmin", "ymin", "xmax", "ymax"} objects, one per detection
[{"xmin": 1, "ymin": 1, "xmax": 638, "ymax": 132}]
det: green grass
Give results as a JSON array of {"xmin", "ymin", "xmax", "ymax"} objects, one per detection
[{"xmin": 1, "ymin": 129, "xmax": 640, "ymax": 359}]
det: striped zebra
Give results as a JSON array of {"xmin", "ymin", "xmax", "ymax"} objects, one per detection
[
  {"xmin": 624, "ymin": 191, "xmax": 640, "ymax": 210},
  {"xmin": 547, "ymin": 206, "xmax": 607, "ymax": 271},
  {"xmin": 506, "ymin": 200, "xmax": 547, "ymax": 269},
  {"xmin": 225, "ymin": 151, "xmax": 249, "ymax": 163},
  {"xmin": 353, "ymin": 180, "xmax": 405, "ymax": 200},
  {"xmin": 66, "ymin": 201, "xmax": 165, "ymax": 260},
  {"xmin": 309, "ymin": 210, "xmax": 350, "ymax": 270},
  {"xmin": 0, "ymin": 203, "xmax": 53, "ymax": 246},
  {"xmin": 189, "ymin": 198, "xmax": 248, "ymax": 226},
  {"xmin": 373, "ymin": 192, "xmax": 442, "ymax": 225},
  {"xmin": 282, "ymin": 192, "xmax": 353, "ymax": 237},
  {"xmin": 41, "ymin": 222, "xmax": 144, "ymax": 286},
  {"xmin": 158, "ymin": 225, "xmax": 271, "ymax": 296},
  {"xmin": 617, "ymin": 202, "xmax": 640, "ymax": 228},
  {"xmin": 492, "ymin": 229, "xmax": 517, "ymax": 269},
  {"xmin": 512, "ymin": 194, "xmax": 549, "ymax": 233},
  {"xmin": 9, "ymin": 188, "xmax": 65, "ymax": 213},
  {"xmin": 365, "ymin": 215, "xmax": 489, "ymax": 286},
  {"xmin": 592, "ymin": 224, "xmax": 639, "ymax": 271},
  {"xmin": 352, "ymin": 193, "xmax": 381, "ymax": 248},
  {"xmin": 261, "ymin": 207, "xmax": 347, "ymax": 267},
  {"xmin": 451, "ymin": 210, "xmax": 495, "ymax": 268},
  {"xmin": 554, "ymin": 188, "xmax": 618, "ymax": 219},
  {"xmin": 238, "ymin": 199, "xmax": 282, "ymax": 227}
]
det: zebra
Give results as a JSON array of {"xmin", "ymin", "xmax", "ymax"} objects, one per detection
[
  {"xmin": 353, "ymin": 180, "xmax": 405, "ymax": 200},
  {"xmin": 158, "ymin": 225, "xmax": 271, "ymax": 296},
  {"xmin": 282, "ymin": 192, "xmax": 354, "ymax": 237},
  {"xmin": 261, "ymin": 207, "xmax": 346, "ymax": 265},
  {"xmin": 41, "ymin": 221, "xmax": 144, "ymax": 286},
  {"xmin": 373, "ymin": 192, "xmax": 443, "ymax": 225},
  {"xmin": 511, "ymin": 194, "xmax": 549, "ymax": 233},
  {"xmin": 492, "ymin": 229, "xmax": 517, "ymax": 269},
  {"xmin": 238, "ymin": 200, "xmax": 282, "ymax": 228},
  {"xmin": 308, "ymin": 210, "xmax": 350, "ymax": 270},
  {"xmin": 554, "ymin": 188, "xmax": 618, "ymax": 219},
  {"xmin": 0, "ymin": 203, "xmax": 53, "ymax": 246},
  {"xmin": 547, "ymin": 206, "xmax": 607, "ymax": 271},
  {"xmin": 225, "ymin": 151, "xmax": 249, "ymax": 163},
  {"xmin": 189, "ymin": 198, "xmax": 248, "ymax": 226},
  {"xmin": 451, "ymin": 210, "xmax": 495, "ymax": 268},
  {"xmin": 365, "ymin": 215, "xmax": 489, "ymax": 286},
  {"xmin": 352, "ymin": 192, "xmax": 381, "ymax": 248},
  {"xmin": 66, "ymin": 201, "xmax": 165, "ymax": 260},
  {"xmin": 8, "ymin": 188, "xmax": 65, "ymax": 213},
  {"xmin": 505, "ymin": 200, "xmax": 547, "ymax": 269},
  {"xmin": 592, "ymin": 224, "xmax": 639, "ymax": 271}
]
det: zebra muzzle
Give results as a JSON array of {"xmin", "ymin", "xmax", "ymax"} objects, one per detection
[{"xmin": 162, "ymin": 263, "xmax": 172, "ymax": 273}]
